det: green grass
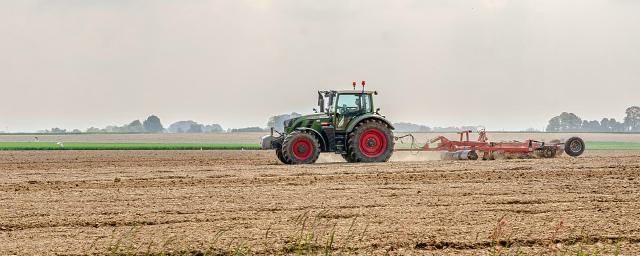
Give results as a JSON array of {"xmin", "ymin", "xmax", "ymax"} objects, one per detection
[
  {"xmin": 585, "ymin": 141, "xmax": 640, "ymax": 150},
  {"xmin": 0, "ymin": 142, "xmax": 261, "ymax": 151}
]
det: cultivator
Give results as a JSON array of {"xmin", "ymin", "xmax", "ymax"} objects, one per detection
[{"xmin": 395, "ymin": 130, "xmax": 585, "ymax": 160}]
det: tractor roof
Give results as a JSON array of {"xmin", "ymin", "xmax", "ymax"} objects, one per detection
[{"xmin": 326, "ymin": 90, "xmax": 378, "ymax": 95}]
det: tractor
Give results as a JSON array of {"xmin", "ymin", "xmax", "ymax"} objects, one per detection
[{"xmin": 262, "ymin": 83, "xmax": 394, "ymax": 164}]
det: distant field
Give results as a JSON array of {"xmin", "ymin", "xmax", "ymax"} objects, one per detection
[
  {"xmin": 0, "ymin": 132, "xmax": 266, "ymax": 144},
  {"xmin": 0, "ymin": 142, "xmax": 260, "ymax": 151}
]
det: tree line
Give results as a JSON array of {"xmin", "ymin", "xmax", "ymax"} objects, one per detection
[
  {"xmin": 546, "ymin": 106, "xmax": 640, "ymax": 132},
  {"xmin": 39, "ymin": 115, "xmax": 263, "ymax": 134}
]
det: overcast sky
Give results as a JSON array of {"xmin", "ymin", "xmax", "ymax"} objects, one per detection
[{"xmin": 1, "ymin": 0, "xmax": 639, "ymax": 132}]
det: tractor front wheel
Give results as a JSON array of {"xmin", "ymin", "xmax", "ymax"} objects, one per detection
[
  {"xmin": 282, "ymin": 131, "xmax": 320, "ymax": 164},
  {"xmin": 341, "ymin": 154, "xmax": 356, "ymax": 163},
  {"xmin": 347, "ymin": 120, "xmax": 394, "ymax": 162},
  {"xmin": 275, "ymin": 148, "xmax": 291, "ymax": 164}
]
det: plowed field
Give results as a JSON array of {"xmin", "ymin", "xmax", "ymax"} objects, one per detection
[{"xmin": 1, "ymin": 150, "xmax": 639, "ymax": 255}]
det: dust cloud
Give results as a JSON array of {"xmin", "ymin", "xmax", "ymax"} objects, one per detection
[{"xmin": 315, "ymin": 151, "xmax": 441, "ymax": 163}]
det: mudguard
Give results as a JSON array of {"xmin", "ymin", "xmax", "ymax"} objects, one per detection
[
  {"xmin": 295, "ymin": 127, "xmax": 328, "ymax": 151},
  {"xmin": 345, "ymin": 115, "xmax": 395, "ymax": 133}
]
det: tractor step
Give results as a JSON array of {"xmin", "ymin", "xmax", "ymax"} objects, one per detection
[{"xmin": 335, "ymin": 134, "xmax": 347, "ymax": 154}]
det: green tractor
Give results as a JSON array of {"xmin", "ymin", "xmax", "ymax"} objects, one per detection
[{"xmin": 262, "ymin": 89, "xmax": 395, "ymax": 164}]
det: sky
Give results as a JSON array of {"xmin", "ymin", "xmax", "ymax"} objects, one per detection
[{"xmin": 1, "ymin": 0, "xmax": 639, "ymax": 132}]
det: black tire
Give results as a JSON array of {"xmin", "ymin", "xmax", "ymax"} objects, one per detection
[
  {"xmin": 542, "ymin": 146, "xmax": 556, "ymax": 158},
  {"xmin": 564, "ymin": 137, "xmax": 585, "ymax": 157},
  {"xmin": 341, "ymin": 154, "xmax": 356, "ymax": 163},
  {"xmin": 482, "ymin": 151, "xmax": 494, "ymax": 160},
  {"xmin": 281, "ymin": 131, "xmax": 320, "ymax": 164},
  {"xmin": 346, "ymin": 119, "xmax": 394, "ymax": 162},
  {"xmin": 276, "ymin": 148, "xmax": 291, "ymax": 164},
  {"xmin": 468, "ymin": 150, "xmax": 479, "ymax": 160}
]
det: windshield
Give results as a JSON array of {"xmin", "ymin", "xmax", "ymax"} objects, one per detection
[{"xmin": 335, "ymin": 94, "xmax": 372, "ymax": 114}]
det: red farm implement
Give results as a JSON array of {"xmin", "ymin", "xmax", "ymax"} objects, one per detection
[{"xmin": 395, "ymin": 130, "xmax": 585, "ymax": 160}]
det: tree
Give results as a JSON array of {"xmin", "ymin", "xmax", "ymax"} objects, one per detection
[
  {"xmin": 581, "ymin": 120, "xmax": 601, "ymax": 132},
  {"xmin": 546, "ymin": 116, "xmax": 561, "ymax": 132},
  {"xmin": 187, "ymin": 123, "xmax": 204, "ymax": 133},
  {"xmin": 86, "ymin": 127, "xmax": 101, "ymax": 133},
  {"xmin": 601, "ymin": 118, "xmax": 611, "ymax": 132},
  {"xmin": 609, "ymin": 118, "xmax": 625, "ymax": 132},
  {"xmin": 546, "ymin": 112, "xmax": 583, "ymax": 132},
  {"xmin": 168, "ymin": 121, "xmax": 224, "ymax": 133},
  {"xmin": 48, "ymin": 127, "xmax": 67, "ymax": 133},
  {"xmin": 267, "ymin": 112, "xmax": 301, "ymax": 132},
  {"xmin": 230, "ymin": 127, "xmax": 266, "ymax": 132},
  {"xmin": 393, "ymin": 122, "xmax": 432, "ymax": 132},
  {"xmin": 126, "ymin": 120, "xmax": 145, "ymax": 132},
  {"xmin": 168, "ymin": 121, "xmax": 198, "ymax": 133},
  {"xmin": 143, "ymin": 115, "xmax": 164, "ymax": 133},
  {"xmin": 624, "ymin": 106, "xmax": 640, "ymax": 132},
  {"xmin": 559, "ymin": 112, "xmax": 582, "ymax": 131},
  {"xmin": 203, "ymin": 124, "xmax": 224, "ymax": 133}
]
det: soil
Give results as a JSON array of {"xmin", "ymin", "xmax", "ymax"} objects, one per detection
[{"xmin": 1, "ymin": 150, "xmax": 639, "ymax": 255}]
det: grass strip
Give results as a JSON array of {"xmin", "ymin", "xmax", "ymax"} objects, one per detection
[{"xmin": 585, "ymin": 141, "xmax": 640, "ymax": 150}]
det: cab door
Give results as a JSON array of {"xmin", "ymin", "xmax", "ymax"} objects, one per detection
[{"xmin": 333, "ymin": 94, "xmax": 371, "ymax": 131}]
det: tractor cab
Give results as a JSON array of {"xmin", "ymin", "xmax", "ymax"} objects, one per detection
[
  {"xmin": 263, "ymin": 82, "xmax": 395, "ymax": 165},
  {"xmin": 317, "ymin": 90, "xmax": 379, "ymax": 131}
]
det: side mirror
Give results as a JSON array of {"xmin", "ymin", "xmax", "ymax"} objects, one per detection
[
  {"xmin": 376, "ymin": 108, "xmax": 381, "ymax": 114},
  {"xmin": 313, "ymin": 108, "xmax": 318, "ymax": 113}
]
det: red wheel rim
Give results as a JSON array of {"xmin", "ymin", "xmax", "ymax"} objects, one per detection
[
  {"xmin": 359, "ymin": 128, "xmax": 387, "ymax": 158},
  {"xmin": 292, "ymin": 138, "xmax": 313, "ymax": 160}
]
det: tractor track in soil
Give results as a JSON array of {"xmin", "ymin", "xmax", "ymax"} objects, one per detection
[{"xmin": 1, "ymin": 150, "xmax": 640, "ymax": 255}]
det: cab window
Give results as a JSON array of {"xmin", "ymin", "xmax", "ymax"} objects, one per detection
[{"xmin": 335, "ymin": 94, "xmax": 372, "ymax": 114}]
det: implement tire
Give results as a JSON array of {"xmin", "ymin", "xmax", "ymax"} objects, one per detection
[
  {"xmin": 564, "ymin": 137, "xmax": 585, "ymax": 157},
  {"xmin": 282, "ymin": 131, "xmax": 320, "ymax": 164},
  {"xmin": 347, "ymin": 119, "xmax": 394, "ymax": 162}
]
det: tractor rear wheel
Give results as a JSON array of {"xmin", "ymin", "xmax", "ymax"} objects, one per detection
[
  {"xmin": 282, "ymin": 131, "xmax": 320, "ymax": 164},
  {"xmin": 347, "ymin": 119, "xmax": 394, "ymax": 162},
  {"xmin": 564, "ymin": 137, "xmax": 585, "ymax": 157}
]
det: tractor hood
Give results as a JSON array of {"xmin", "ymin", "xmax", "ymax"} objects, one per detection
[
  {"xmin": 284, "ymin": 113, "xmax": 331, "ymax": 132},
  {"xmin": 300, "ymin": 113, "xmax": 329, "ymax": 120}
]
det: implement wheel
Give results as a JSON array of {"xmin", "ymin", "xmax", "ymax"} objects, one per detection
[
  {"xmin": 282, "ymin": 131, "xmax": 320, "ymax": 164},
  {"xmin": 347, "ymin": 119, "xmax": 394, "ymax": 162},
  {"xmin": 564, "ymin": 137, "xmax": 585, "ymax": 157},
  {"xmin": 542, "ymin": 146, "xmax": 557, "ymax": 158}
]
